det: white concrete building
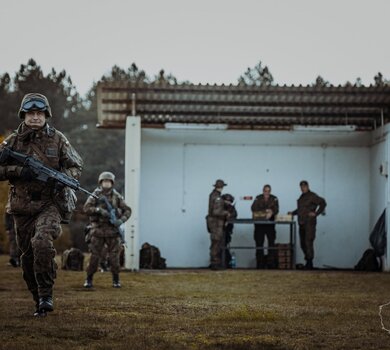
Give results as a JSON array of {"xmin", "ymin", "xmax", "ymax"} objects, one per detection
[{"xmin": 97, "ymin": 82, "xmax": 390, "ymax": 270}]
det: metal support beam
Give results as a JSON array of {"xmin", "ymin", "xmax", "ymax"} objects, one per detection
[{"xmin": 124, "ymin": 116, "xmax": 141, "ymax": 270}]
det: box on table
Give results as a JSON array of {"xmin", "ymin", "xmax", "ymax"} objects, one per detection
[{"xmin": 275, "ymin": 214, "xmax": 293, "ymax": 222}]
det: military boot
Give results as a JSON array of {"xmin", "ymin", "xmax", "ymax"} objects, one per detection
[
  {"xmin": 39, "ymin": 296, "xmax": 54, "ymax": 312},
  {"xmin": 33, "ymin": 294, "xmax": 46, "ymax": 317},
  {"xmin": 112, "ymin": 274, "xmax": 121, "ymax": 288},
  {"xmin": 83, "ymin": 275, "xmax": 93, "ymax": 288},
  {"xmin": 304, "ymin": 259, "xmax": 313, "ymax": 270}
]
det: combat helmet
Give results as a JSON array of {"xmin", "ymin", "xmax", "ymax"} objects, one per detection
[
  {"xmin": 98, "ymin": 171, "xmax": 115, "ymax": 184},
  {"xmin": 18, "ymin": 93, "xmax": 52, "ymax": 119},
  {"xmin": 222, "ymin": 193, "xmax": 235, "ymax": 203}
]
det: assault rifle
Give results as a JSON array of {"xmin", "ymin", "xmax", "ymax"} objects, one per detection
[
  {"xmin": 100, "ymin": 195, "xmax": 126, "ymax": 245},
  {"xmin": 0, "ymin": 147, "xmax": 97, "ymax": 199}
]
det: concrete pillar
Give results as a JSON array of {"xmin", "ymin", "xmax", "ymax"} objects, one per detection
[
  {"xmin": 124, "ymin": 116, "xmax": 141, "ymax": 270},
  {"xmin": 386, "ymin": 127, "xmax": 390, "ymax": 271}
]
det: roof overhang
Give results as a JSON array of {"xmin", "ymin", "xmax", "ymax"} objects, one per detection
[{"xmin": 97, "ymin": 82, "xmax": 390, "ymax": 131}]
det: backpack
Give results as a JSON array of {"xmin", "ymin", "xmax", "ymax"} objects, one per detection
[
  {"xmin": 139, "ymin": 242, "xmax": 166, "ymax": 269},
  {"xmin": 369, "ymin": 209, "xmax": 386, "ymax": 257},
  {"xmin": 354, "ymin": 249, "xmax": 381, "ymax": 272}
]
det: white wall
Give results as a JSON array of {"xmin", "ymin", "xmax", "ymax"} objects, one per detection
[
  {"xmin": 369, "ymin": 126, "xmax": 390, "ymax": 270},
  {"xmin": 139, "ymin": 128, "xmax": 374, "ymax": 268}
]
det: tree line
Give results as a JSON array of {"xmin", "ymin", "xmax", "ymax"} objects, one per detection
[{"xmin": 0, "ymin": 58, "xmax": 388, "ymax": 251}]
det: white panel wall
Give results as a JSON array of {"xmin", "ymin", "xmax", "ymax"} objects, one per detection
[{"xmin": 139, "ymin": 129, "xmax": 374, "ymax": 268}]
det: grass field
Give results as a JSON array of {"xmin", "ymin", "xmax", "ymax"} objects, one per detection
[{"xmin": 0, "ymin": 255, "xmax": 390, "ymax": 350}]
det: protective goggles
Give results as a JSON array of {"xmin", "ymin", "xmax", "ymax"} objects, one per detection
[{"xmin": 21, "ymin": 98, "xmax": 47, "ymax": 112}]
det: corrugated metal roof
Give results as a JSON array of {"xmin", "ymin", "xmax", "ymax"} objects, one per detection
[{"xmin": 97, "ymin": 81, "xmax": 390, "ymax": 130}]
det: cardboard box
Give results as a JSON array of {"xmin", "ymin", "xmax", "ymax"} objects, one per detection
[
  {"xmin": 275, "ymin": 214, "xmax": 293, "ymax": 222},
  {"xmin": 252, "ymin": 211, "xmax": 268, "ymax": 220}
]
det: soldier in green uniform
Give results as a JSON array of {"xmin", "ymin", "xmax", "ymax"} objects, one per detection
[
  {"xmin": 83, "ymin": 172, "xmax": 131, "ymax": 288},
  {"xmin": 0, "ymin": 93, "xmax": 83, "ymax": 317},
  {"xmin": 289, "ymin": 180, "xmax": 327, "ymax": 270},
  {"xmin": 206, "ymin": 179, "xmax": 229, "ymax": 270},
  {"xmin": 251, "ymin": 184, "xmax": 279, "ymax": 269}
]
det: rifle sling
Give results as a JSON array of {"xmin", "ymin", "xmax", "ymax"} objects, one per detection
[{"xmin": 30, "ymin": 143, "xmax": 52, "ymax": 166}]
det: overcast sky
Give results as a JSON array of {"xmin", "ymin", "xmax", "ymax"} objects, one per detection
[{"xmin": 1, "ymin": 0, "xmax": 389, "ymax": 96}]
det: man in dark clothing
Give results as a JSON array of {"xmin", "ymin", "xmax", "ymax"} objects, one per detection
[
  {"xmin": 251, "ymin": 184, "xmax": 279, "ymax": 269},
  {"xmin": 289, "ymin": 180, "xmax": 327, "ymax": 270},
  {"xmin": 206, "ymin": 179, "xmax": 229, "ymax": 270}
]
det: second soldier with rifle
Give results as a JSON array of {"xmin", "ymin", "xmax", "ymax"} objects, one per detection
[{"xmin": 83, "ymin": 171, "xmax": 131, "ymax": 289}]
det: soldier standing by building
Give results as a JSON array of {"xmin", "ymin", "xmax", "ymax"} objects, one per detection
[
  {"xmin": 251, "ymin": 184, "xmax": 279, "ymax": 269},
  {"xmin": 221, "ymin": 193, "xmax": 237, "ymax": 268},
  {"xmin": 83, "ymin": 172, "xmax": 131, "ymax": 288},
  {"xmin": 206, "ymin": 179, "xmax": 229, "ymax": 270},
  {"xmin": 0, "ymin": 93, "xmax": 83, "ymax": 317},
  {"xmin": 289, "ymin": 180, "xmax": 327, "ymax": 270}
]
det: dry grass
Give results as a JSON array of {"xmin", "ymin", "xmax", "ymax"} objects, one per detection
[{"xmin": 1, "ymin": 255, "xmax": 390, "ymax": 350}]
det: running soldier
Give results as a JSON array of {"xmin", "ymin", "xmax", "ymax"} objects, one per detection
[
  {"xmin": 83, "ymin": 172, "xmax": 131, "ymax": 288},
  {"xmin": 0, "ymin": 93, "xmax": 83, "ymax": 317}
]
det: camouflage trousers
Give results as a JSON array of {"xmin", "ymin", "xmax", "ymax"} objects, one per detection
[
  {"xmin": 13, "ymin": 205, "xmax": 62, "ymax": 299},
  {"xmin": 298, "ymin": 221, "xmax": 316, "ymax": 261},
  {"xmin": 7, "ymin": 228, "xmax": 21, "ymax": 261},
  {"xmin": 87, "ymin": 235, "xmax": 121, "ymax": 275},
  {"xmin": 208, "ymin": 218, "xmax": 225, "ymax": 267}
]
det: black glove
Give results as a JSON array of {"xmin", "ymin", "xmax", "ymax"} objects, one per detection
[{"xmin": 19, "ymin": 167, "xmax": 36, "ymax": 181}]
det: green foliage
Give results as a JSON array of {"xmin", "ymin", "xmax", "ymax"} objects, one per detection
[
  {"xmin": 312, "ymin": 75, "xmax": 331, "ymax": 87},
  {"xmin": 238, "ymin": 60, "xmax": 274, "ymax": 86}
]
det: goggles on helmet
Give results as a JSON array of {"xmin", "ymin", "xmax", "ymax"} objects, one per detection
[{"xmin": 21, "ymin": 98, "xmax": 47, "ymax": 112}]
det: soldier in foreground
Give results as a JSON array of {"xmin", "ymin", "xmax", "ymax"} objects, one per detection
[
  {"xmin": 251, "ymin": 184, "xmax": 279, "ymax": 269},
  {"xmin": 206, "ymin": 179, "xmax": 230, "ymax": 270},
  {"xmin": 83, "ymin": 172, "xmax": 131, "ymax": 288},
  {"xmin": 289, "ymin": 180, "xmax": 327, "ymax": 270},
  {"xmin": 0, "ymin": 93, "xmax": 83, "ymax": 317}
]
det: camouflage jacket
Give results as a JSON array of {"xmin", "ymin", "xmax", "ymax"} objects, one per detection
[
  {"xmin": 251, "ymin": 194, "xmax": 279, "ymax": 220},
  {"xmin": 0, "ymin": 122, "xmax": 83, "ymax": 216},
  {"xmin": 207, "ymin": 189, "xmax": 229, "ymax": 219},
  {"xmin": 291, "ymin": 191, "xmax": 326, "ymax": 224},
  {"xmin": 84, "ymin": 187, "xmax": 132, "ymax": 237}
]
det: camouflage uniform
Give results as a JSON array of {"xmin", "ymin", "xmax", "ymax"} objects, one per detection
[
  {"xmin": 0, "ymin": 93, "xmax": 83, "ymax": 313},
  {"xmin": 84, "ymin": 186, "xmax": 131, "ymax": 283},
  {"xmin": 251, "ymin": 194, "xmax": 279, "ymax": 268},
  {"xmin": 291, "ymin": 190, "xmax": 326, "ymax": 263},
  {"xmin": 206, "ymin": 183, "xmax": 229, "ymax": 268},
  {"xmin": 5, "ymin": 212, "xmax": 20, "ymax": 267}
]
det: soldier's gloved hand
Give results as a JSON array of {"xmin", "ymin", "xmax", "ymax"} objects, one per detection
[
  {"xmin": 113, "ymin": 219, "xmax": 123, "ymax": 227},
  {"xmin": 19, "ymin": 167, "xmax": 37, "ymax": 181},
  {"xmin": 96, "ymin": 208, "xmax": 110, "ymax": 217},
  {"xmin": 54, "ymin": 182, "xmax": 66, "ymax": 193}
]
